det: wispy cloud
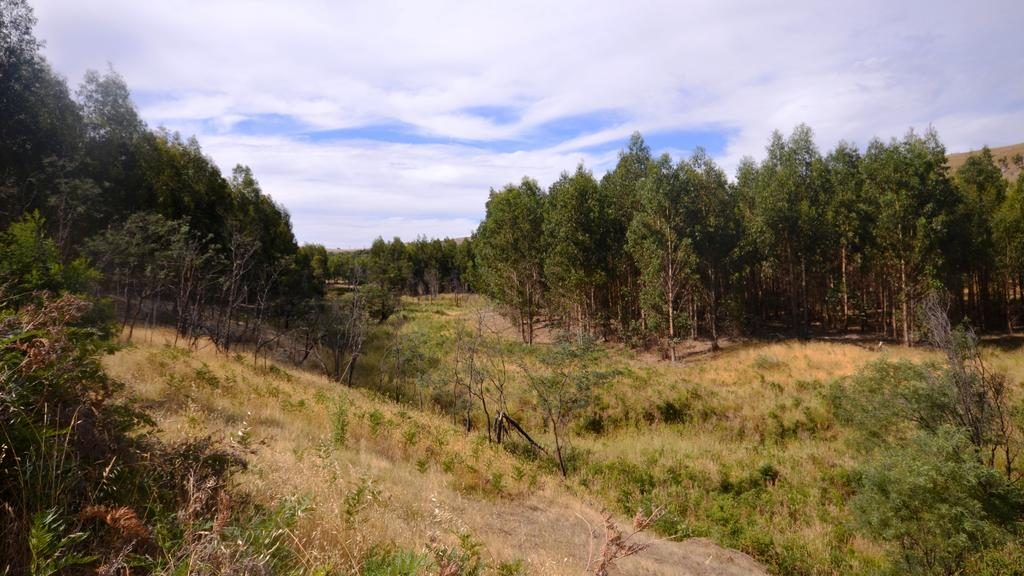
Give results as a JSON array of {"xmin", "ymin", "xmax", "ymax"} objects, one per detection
[{"xmin": 32, "ymin": 0, "xmax": 1024, "ymax": 246}]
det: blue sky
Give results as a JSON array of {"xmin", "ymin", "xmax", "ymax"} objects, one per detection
[{"xmin": 31, "ymin": 0, "xmax": 1024, "ymax": 247}]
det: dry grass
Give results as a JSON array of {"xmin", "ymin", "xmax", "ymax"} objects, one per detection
[
  {"xmin": 104, "ymin": 325, "xmax": 672, "ymax": 574},
  {"xmin": 947, "ymin": 141, "xmax": 1024, "ymax": 181},
  {"xmin": 105, "ymin": 296, "xmax": 1024, "ymax": 575}
]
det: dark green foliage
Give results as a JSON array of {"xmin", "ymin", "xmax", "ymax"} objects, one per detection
[
  {"xmin": 27, "ymin": 509, "xmax": 97, "ymax": 576},
  {"xmin": 1, "ymin": 0, "xmax": 326, "ymax": 359},
  {"xmin": 466, "ymin": 121, "xmax": 1018, "ymax": 348},
  {"xmin": 851, "ymin": 427, "xmax": 1024, "ymax": 576},
  {"xmin": 474, "ymin": 178, "xmax": 546, "ymax": 343},
  {"xmin": 0, "ymin": 212, "xmax": 98, "ymax": 303},
  {"xmin": 543, "ymin": 164, "xmax": 609, "ymax": 339},
  {"xmin": 831, "ymin": 299, "xmax": 1024, "ymax": 574},
  {"xmin": 627, "ymin": 154, "xmax": 697, "ymax": 359}
]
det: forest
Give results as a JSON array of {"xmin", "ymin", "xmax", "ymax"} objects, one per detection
[
  {"xmin": 463, "ymin": 130, "xmax": 1024, "ymax": 355},
  {"xmin": 4, "ymin": 0, "xmax": 1024, "ymax": 574},
  {"xmin": 334, "ymin": 127, "xmax": 1024, "ymax": 359}
]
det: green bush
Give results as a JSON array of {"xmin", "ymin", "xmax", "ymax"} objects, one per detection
[
  {"xmin": 0, "ymin": 212, "xmax": 99, "ymax": 305},
  {"xmin": 27, "ymin": 509, "xmax": 96, "ymax": 576},
  {"xmin": 656, "ymin": 398, "xmax": 689, "ymax": 424},
  {"xmin": 852, "ymin": 426, "xmax": 1024, "ymax": 575},
  {"xmin": 964, "ymin": 543, "xmax": 1024, "ymax": 576},
  {"xmin": 829, "ymin": 359, "xmax": 952, "ymax": 448}
]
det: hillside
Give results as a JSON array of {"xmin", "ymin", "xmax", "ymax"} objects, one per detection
[
  {"xmin": 97, "ymin": 295, "xmax": 1024, "ymax": 575},
  {"xmin": 105, "ymin": 319, "xmax": 770, "ymax": 575},
  {"xmin": 947, "ymin": 141, "xmax": 1024, "ymax": 181}
]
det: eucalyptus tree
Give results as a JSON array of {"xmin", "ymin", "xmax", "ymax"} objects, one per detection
[
  {"xmin": 993, "ymin": 173, "xmax": 1024, "ymax": 332},
  {"xmin": 0, "ymin": 0, "xmax": 83, "ymax": 230},
  {"xmin": 599, "ymin": 132, "xmax": 651, "ymax": 334},
  {"xmin": 85, "ymin": 212, "xmax": 188, "ymax": 339},
  {"xmin": 730, "ymin": 157, "xmax": 765, "ymax": 330},
  {"xmin": 744, "ymin": 125, "xmax": 828, "ymax": 336},
  {"xmin": 474, "ymin": 177, "xmax": 546, "ymax": 344},
  {"xmin": 543, "ymin": 164, "xmax": 607, "ymax": 341},
  {"xmin": 862, "ymin": 128, "xmax": 958, "ymax": 345},
  {"xmin": 955, "ymin": 147, "xmax": 1008, "ymax": 328},
  {"xmin": 627, "ymin": 154, "xmax": 696, "ymax": 361},
  {"xmin": 681, "ymin": 148, "xmax": 738, "ymax": 347},
  {"xmin": 824, "ymin": 141, "xmax": 872, "ymax": 329}
]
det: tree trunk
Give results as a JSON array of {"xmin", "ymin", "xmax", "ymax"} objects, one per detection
[
  {"xmin": 667, "ymin": 273, "xmax": 676, "ymax": 362},
  {"xmin": 788, "ymin": 244, "xmax": 798, "ymax": 333},
  {"xmin": 1007, "ymin": 270, "xmax": 1014, "ymax": 334},
  {"xmin": 800, "ymin": 256, "xmax": 809, "ymax": 338},
  {"xmin": 841, "ymin": 242, "xmax": 849, "ymax": 330},
  {"xmin": 900, "ymin": 258, "xmax": 910, "ymax": 346},
  {"xmin": 709, "ymin": 266, "xmax": 719, "ymax": 350},
  {"xmin": 553, "ymin": 424, "xmax": 567, "ymax": 478}
]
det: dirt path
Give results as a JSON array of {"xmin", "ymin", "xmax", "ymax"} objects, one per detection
[{"xmin": 445, "ymin": 491, "xmax": 768, "ymax": 576}]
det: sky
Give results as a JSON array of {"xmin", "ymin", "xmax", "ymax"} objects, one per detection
[{"xmin": 30, "ymin": 0, "xmax": 1024, "ymax": 248}]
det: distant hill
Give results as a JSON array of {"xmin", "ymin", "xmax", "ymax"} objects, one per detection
[{"xmin": 947, "ymin": 142, "xmax": 1024, "ymax": 181}]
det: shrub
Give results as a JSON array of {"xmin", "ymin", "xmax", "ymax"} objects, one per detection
[
  {"xmin": 829, "ymin": 359, "xmax": 951, "ymax": 448},
  {"xmin": 852, "ymin": 426, "xmax": 1024, "ymax": 575},
  {"xmin": 331, "ymin": 402, "xmax": 349, "ymax": 447},
  {"xmin": 964, "ymin": 543, "xmax": 1024, "ymax": 576},
  {"xmin": 0, "ymin": 212, "xmax": 98, "ymax": 305}
]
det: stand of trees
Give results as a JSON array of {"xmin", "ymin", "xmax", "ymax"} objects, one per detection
[
  {"xmin": 472, "ymin": 130, "xmax": 1024, "ymax": 351},
  {"xmin": 328, "ymin": 236, "xmax": 474, "ymax": 300},
  {"xmin": 6, "ymin": 0, "xmax": 1024, "ymax": 361},
  {"xmin": 1, "ymin": 0, "xmax": 373, "ymax": 377}
]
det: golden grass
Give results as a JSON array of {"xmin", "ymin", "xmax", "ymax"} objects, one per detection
[
  {"xmin": 104, "ymin": 325, "xmax": 676, "ymax": 575},
  {"xmin": 947, "ymin": 141, "xmax": 1024, "ymax": 181}
]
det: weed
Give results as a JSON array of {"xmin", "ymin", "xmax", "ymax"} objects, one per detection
[
  {"xmin": 192, "ymin": 364, "xmax": 220, "ymax": 389},
  {"xmin": 331, "ymin": 403, "xmax": 349, "ymax": 447},
  {"xmin": 344, "ymin": 475, "xmax": 381, "ymax": 524},
  {"xmin": 28, "ymin": 509, "xmax": 96, "ymax": 576},
  {"xmin": 280, "ymin": 397, "xmax": 307, "ymax": 413},
  {"xmin": 363, "ymin": 547, "xmax": 431, "ymax": 576},
  {"xmin": 402, "ymin": 424, "xmax": 419, "ymax": 447},
  {"xmin": 368, "ymin": 409, "xmax": 387, "ymax": 435},
  {"xmin": 495, "ymin": 559, "xmax": 527, "ymax": 576}
]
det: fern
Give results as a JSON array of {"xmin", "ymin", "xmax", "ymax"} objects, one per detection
[{"xmin": 28, "ymin": 508, "xmax": 97, "ymax": 576}]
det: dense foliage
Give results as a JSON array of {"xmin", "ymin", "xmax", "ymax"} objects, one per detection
[{"xmin": 472, "ymin": 131, "xmax": 1024, "ymax": 354}]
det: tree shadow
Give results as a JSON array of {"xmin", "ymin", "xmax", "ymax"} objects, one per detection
[{"xmin": 980, "ymin": 334, "xmax": 1024, "ymax": 352}]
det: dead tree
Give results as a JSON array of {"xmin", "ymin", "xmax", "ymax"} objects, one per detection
[
  {"xmin": 921, "ymin": 291, "xmax": 1019, "ymax": 480},
  {"xmin": 215, "ymin": 230, "xmax": 258, "ymax": 352},
  {"xmin": 591, "ymin": 508, "xmax": 665, "ymax": 576}
]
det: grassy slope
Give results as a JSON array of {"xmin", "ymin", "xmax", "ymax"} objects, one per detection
[
  {"xmin": 105, "ymin": 296, "xmax": 1024, "ymax": 575},
  {"xmin": 947, "ymin": 142, "xmax": 1024, "ymax": 181},
  {"xmin": 105, "ymin": 321, "xmax": 768, "ymax": 575}
]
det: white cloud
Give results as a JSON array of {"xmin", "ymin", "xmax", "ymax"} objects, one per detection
[
  {"xmin": 30, "ymin": 0, "xmax": 1024, "ymax": 245},
  {"xmin": 193, "ymin": 134, "xmax": 617, "ymax": 247}
]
